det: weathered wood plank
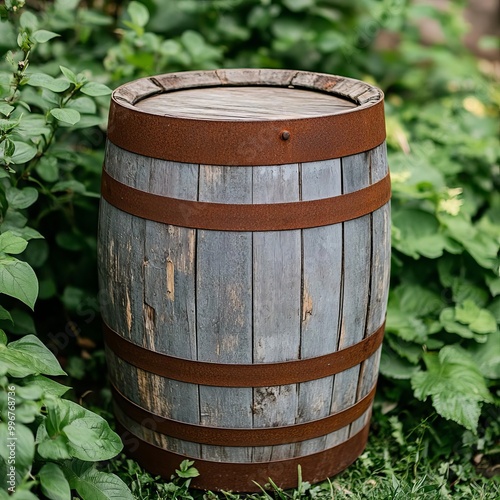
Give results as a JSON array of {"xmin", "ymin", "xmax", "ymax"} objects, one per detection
[
  {"xmin": 350, "ymin": 142, "xmax": 390, "ymax": 436},
  {"xmin": 295, "ymin": 158, "xmax": 343, "ymax": 457},
  {"xmin": 252, "ymin": 164, "xmax": 301, "ymax": 462},
  {"xmin": 140, "ymin": 157, "xmax": 200, "ymax": 457},
  {"xmin": 135, "ymin": 87, "xmax": 356, "ymax": 121},
  {"xmin": 197, "ymin": 165, "xmax": 253, "ymax": 462},
  {"xmin": 326, "ymin": 150, "xmax": 372, "ymax": 447}
]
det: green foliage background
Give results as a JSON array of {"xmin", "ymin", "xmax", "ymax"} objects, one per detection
[{"xmin": 0, "ymin": 0, "xmax": 499, "ymax": 498}]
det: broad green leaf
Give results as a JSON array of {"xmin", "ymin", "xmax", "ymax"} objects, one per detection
[
  {"xmin": 80, "ymin": 82, "xmax": 112, "ymax": 97},
  {"xmin": 0, "ymin": 102, "xmax": 15, "ymax": 116},
  {"xmin": 11, "ymin": 142, "xmax": 38, "ymax": 164},
  {"xmin": 8, "ymin": 491, "xmax": 39, "ymax": 500},
  {"xmin": 20, "ymin": 11, "xmax": 38, "ymax": 30},
  {"xmin": 16, "ymin": 383, "xmax": 43, "ymax": 400},
  {"xmin": 2, "ymin": 308, "xmax": 36, "ymax": 335},
  {"xmin": 0, "ymin": 304, "xmax": 13, "ymax": 324},
  {"xmin": 27, "ymin": 74, "xmax": 70, "ymax": 93},
  {"xmin": 0, "ymin": 329, "xmax": 7, "ymax": 345},
  {"xmin": 127, "ymin": 1, "xmax": 150, "ymax": 28},
  {"xmin": 67, "ymin": 97, "xmax": 96, "ymax": 114},
  {"xmin": 469, "ymin": 333, "xmax": 500, "ymax": 379},
  {"xmin": 35, "ymin": 156, "xmax": 59, "ymax": 183},
  {"xmin": 50, "ymin": 108, "xmax": 81, "ymax": 126},
  {"xmin": 380, "ymin": 347, "xmax": 419, "ymax": 380},
  {"xmin": 411, "ymin": 345, "xmax": 493, "ymax": 431},
  {"xmin": 455, "ymin": 300, "xmax": 497, "ymax": 334},
  {"xmin": 6, "ymin": 187, "xmax": 38, "ymax": 209},
  {"xmin": 23, "ymin": 375, "xmax": 70, "ymax": 397},
  {"xmin": 0, "ymin": 257, "xmax": 38, "ymax": 309},
  {"xmin": 486, "ymin": 275, "xmax": 500, "ymax": 297},
  {"xmin": 283, "ymin": 0, "xmax": 315, "ymax": 12},
  {"xmin": 396, "ymin": 284, "xmax": 442, "ymax": 316},
  {"xmin": 0, "ymin": 335, "xmax": 65, "ymax": 377},
  {"xmin": 392, "ymin": 209, "xmax": 449, "ymax": 259},
  {"xmin": 37, "ymin": 433, "xmax": 72, "ymax": 461},
  {"xmin": 440, "ymin": 307, "xmax": 474, "ymax": 339},
  {"xmin": 0, "ymin": 422, "xmax": 35, "ymax": 485},
  {"xmin": 0, "ymin": 231, "xmax": 28, "ymax": 254},
  {"xmin": 33, "ymin": 30, "xmax": 60, "ymax": 43},
  {"xmin": 39, "ymin": 463, "xmax": 71, "ymax": 500},
  {"xmin": 63, "ymin": 416, "xmax": 123, "ymax": 461},
  {"xmin": 67, "ymin": 465, "xmax": 134, "ymax": 500}
]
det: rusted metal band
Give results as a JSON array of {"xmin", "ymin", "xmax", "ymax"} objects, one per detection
[
  {"xmin": 111, "ymin": 382, "xmax": 376, "ymax": 446},
  {"xmin": 103, "ymin": 321, "xmax": 385, "ymax": 387},
  {"xmin": 108, "ymin": 69, "xmax": 385, "ymax": 166},
  {"xmin": 101, "ymin": 169, "xmax": 391, "ymax": 231},
  {"xmin": 116, "ymin": 419, "xmax": 370, "ymax": 492}
]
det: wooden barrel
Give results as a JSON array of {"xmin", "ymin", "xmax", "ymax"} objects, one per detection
[{"xmin": 98, "ymin": 69, "xmax": 391, "ymax": 492}]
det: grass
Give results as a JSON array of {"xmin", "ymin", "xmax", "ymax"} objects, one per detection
[{"xmin": 105, "ymin": 397, "xmax": 500, "ymax": 500}]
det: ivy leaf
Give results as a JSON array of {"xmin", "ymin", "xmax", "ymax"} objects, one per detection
[
  {"xmin": 0, "ymin": 231, "xmax": 28, "ymax": 254},
  {"xmin": 39, "ymin": 463, "xmax": 71, "ymax": 500},
  {"xmin": 32, "ymin": 30, "xmax": 60, "ymax": 43},
  {"xmin": 0, "ymin": 257, "xmax": 38, "ymax": 309},
  {"xmin": 411, "ymin": 345, "xmax": 494, "ymax": 432},
  {"xmin": 50, "ymin": 108, "xmax": 81, "ymax": 126},
  {"xmin": 0, "ymin": 335, "xmax": 66, "ymax": 377},
  {"xmin": 27, "ymin": 74, "xmax": 70, "ymax": 93},
  {"xmin": 80, "ymin": 82, "xmax": 112, "ymax": 97}
]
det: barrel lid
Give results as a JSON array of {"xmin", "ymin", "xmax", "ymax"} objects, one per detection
[{"xmin": 108, "ymin": 69, "xmax": 385, "ymax": 166}]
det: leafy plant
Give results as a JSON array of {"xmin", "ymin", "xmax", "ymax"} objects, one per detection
[{"xmin": 0, "ymin": 2, "xmax": 132, "ymax": 498}]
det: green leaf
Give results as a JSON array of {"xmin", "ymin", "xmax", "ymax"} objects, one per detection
[
  {"xmin": 33, "ymin": 30, "xmax": 60, "ymax": 43},
  {"xmin": 7, "ymin": 308, "xmax": 36, "ymax": 335},
  {"xmin": 80, "ymin": 82, "xmax": 112, "ymax": 97},
  {"xmin": 0, "ymin": 305, "xmax": 13, "ymax": 324},
  {"xmin": 0, "ymin": 329, "xmax": 7, "ymax": 345},
  {"xmin": 127, "ymin": 1, "xmax": 150, "ymax": 28},
  {"xmin": 27, "ymin": 74, "xmax": 70, "ymax": 93},
  {"xmin": 59, "ymin": 66, "xmax": 78, "ymax": 84},
  {"xmin": 63, "ymin": 416, "xmax": 123, "ymax": 461},
  {"xmin": 0, "ymin": 231, "xmax": 28, "ymax": 254},
  {"xmin": 380, "ymin": 347, "xmax": 419, "ymax": 380},
  {"xmin": 6, "ymin": 187, "xmax": 38, "ymax": 209},
  {"xmin": 0, "ymin": 102, "xmax": 15, "ymax": 116},
  {"xmin": 392, "ymin": 209, "xmax": 448, "ymax": 259},
  {"xmin": 0, "ymin": 257, "xmax": 38, "ymax": 309},
  {"xmin": 11, "ymin": 142, "xmax": 38, "ymax": 164},
  {"xmin": 469, "ymin": 333, "xmax": 500, "ymax": 379},
  {"xmin": 39, "ymin": 463, "xmax": 71, "ymax": 500},
  {"xmin": 35, "ymin": 156, "xmax": 59, "ymax": 183},
  {"xmin": 67, "ymin": 97, "xmax": 96, "ymax": 114},
  {"xmin": 51, "ymin": 180, "xmax": 87, "ymax": 194},
  {"xmin": 455, "ymin": 300, "xmax": 497, "ymax": 334},
  {"xmin": 411, "ymin": 345, "xmax": 493, "ymax": 431},
  {"xmin": 0, "ymin": 335, "xmax": 65, "ymax": 377},
  {"xmin": 0, "ymin": 422, "xmax": 35, "ymax": 485},
  {"xmin": 20, "ymin": 11, "xmax": 38, "ymax": 30},
  {"xmin": 23, "ymin": 375, "xmax": 70, "ymax": 397},
  {"xmin": 50, "ymin": 108, "xmax": 81, "ymax": 126}
]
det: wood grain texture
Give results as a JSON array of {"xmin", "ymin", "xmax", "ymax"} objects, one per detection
[
  {"xmin": 326, "ymin": 150, "xmax": 372, "ymax": 448},
  {"xmin": 295, "ymin": 158, "xmax": 343, "ymax": 457},
  {"xmin": 197, "ymin": 165, "xmax": 253, "ymax": 462},
  {"xmin": 135, "ymin": 87, "xmax": 356, "ymax": 120},
  {"xmin": 100, "ymin": 139, "xmax": 389, "ymax": 470},
  {"xmin": 252, "ymin": 164, "xmax": 301, "ymax": 461},
  {"xmin": 350, "ymin": 142, "xmax": 390, "ymax": 436}
]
